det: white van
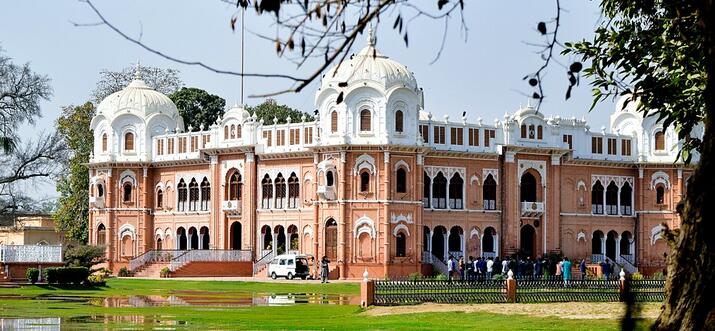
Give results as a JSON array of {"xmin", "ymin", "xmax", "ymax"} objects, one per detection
[{"xmin": 268, "ymin": 254, "xmax": 311, "ymax": 280}]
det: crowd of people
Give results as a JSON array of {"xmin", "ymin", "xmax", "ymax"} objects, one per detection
[{"xmin": 444, "ymin": 255, "xmax": 620, "ymax": 283}]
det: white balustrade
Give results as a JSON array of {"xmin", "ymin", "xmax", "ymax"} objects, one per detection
[{"xmin": 0, "ymin": 245, "xmax": 62, "ymax": 263}]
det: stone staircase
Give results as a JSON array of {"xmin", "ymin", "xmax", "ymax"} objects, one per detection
[{"xmin": 133, "ymin": 262, "xmax": 170, "ymax": 278}]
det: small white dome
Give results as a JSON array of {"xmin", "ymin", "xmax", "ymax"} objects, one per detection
[
  {"xmin": 320, "ymin": 28, "xmax": 418, "ymax": 92},
  {"xmin": 96, "ymin": 68, "xmax": 180, "ymax": 122},
  {"xmin": 223, "ymin": 103, "xmax": 251, "ymax": 123}
]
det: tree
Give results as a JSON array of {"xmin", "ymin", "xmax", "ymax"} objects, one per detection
[
  {"xmin": 169, "ymin": 87, "xmax": 226, "ymax": 130},
  {"xmin": 91, "ymin": 65, "xmax": 183, "ymax": 103},
  {"xmin": 64, "ymin": 244, "xmax": 106, "ymax": 270},
  {"xmin": 246, "ymin": 98, "xmax": 314, "ymax": 124},
  {"xmin": 54, "ymin": 102, "xmax": 95, "ymax": 244},
  {"xmin": 566, "ymin": 1, "xmax": 714, "ymax": 329},
  {"xmin": 0, "ymin": 46, "xmax": 52, "ymax": 153}
]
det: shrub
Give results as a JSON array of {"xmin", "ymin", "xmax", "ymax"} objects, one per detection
[
  {"xmin": 651, "ymin": 272, "xmax": 665, "ymax": 280},
  {"xmin": 43, "ymin": 267, "xmax": 90, "ymax": 285},
  {"xmin": 64, "ymin": 245, "xmax": 106, "ymax": 269},
  {"xmin": 492, "ymin": 274, "xmax": 505, "ymax": 281},
  {"xmin": 117, "ymin": 267, "xmax": 133, "ymax": 277},
  {"xmin": 407, "ymin": 272, "xmax": 423, "ymax": 281},
  {"xmin": 631, "ymin": 272, "xmax": 644, "ymax": 280},
  {"xmin": 26, "ymin": 268, "xmax": 39, "ymax": 284},
  {"xmin": 85, "ymin": 274, "xmax": 107, "ymax": 287},
  {"xmin": 160, "ymin": 267, "xmax": 172, "ymax": 278},
  {"xmin": 97, "ymin": 268, "xmax": 112, "ymax": 278},
  {"xmin": 435, "ymin": 273, "xmax": 448, "ymax": 281}
]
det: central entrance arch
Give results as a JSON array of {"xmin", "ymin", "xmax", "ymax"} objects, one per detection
[
  {"xmin": 520, "ymin": 224, "xmax": 536, "ymax": 258},
  {"xmin": 325, "ymin": 218, "xmax": 338, "ymax": 259}
]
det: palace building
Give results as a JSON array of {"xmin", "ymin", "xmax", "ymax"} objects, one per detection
[{"xmin": 88, "ymin": 32, "xmax": 695, "ymax": 278}]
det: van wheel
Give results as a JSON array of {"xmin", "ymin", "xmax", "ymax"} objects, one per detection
[
  {"xmin": 300, "ymin": 275, "xmax": 307, "ymax": 280},
  {"xmin": 287, "ymin": 272, "xmax": 294, "ymax": 280},
  {"xmin": 271, "ymin": 272, "xmax": 277, "ymax": 280}
]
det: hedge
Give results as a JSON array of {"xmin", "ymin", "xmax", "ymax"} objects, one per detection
[
  {"xmin": 43, "ymin": 267, "xmax": 90, "ymax": 285},
  {"xmin": 26, "ymin": 268, "xmax": 39, "ymax": 284}
]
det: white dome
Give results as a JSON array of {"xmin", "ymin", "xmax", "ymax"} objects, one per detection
[
  {"xmin": 223, "ymin": 103, "xmax": 252, "ymax": 123},
  {"xmin": 320, "ymin": 29, "xmax": 418, "ymax": 92},
  {"xmin": 96, "ymin": 70, "xmax": 180, "ymax": 122}
]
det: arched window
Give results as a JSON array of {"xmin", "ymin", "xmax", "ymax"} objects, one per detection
[
  {"xmin": 230, "ymin": 124, "xmax": 236, "ymax": 139},
  {"xmin": 396, "ymin": 232, "xmax": 406, "ymax": 257},
  {"xmin": 520, "ymin": 172, "xmax": 537, "ymax": 202},
  {"xmin": 188, "ymin": 178, "xmax": 199, "ymax": 211},
  {"xmin": 224, "ymin": 126, "xmax": 229, "ymax": 139},
  {"xmin": 236, "ymin": 125, "xmax": 242, "ymax": 138},
  {"xmin": 288, "ymin": 172, "xmax": 299, "ymax": 208},
  {"xmin": 124, "ymin": 132, "xmax": 134, "ymax": 151},
  {"xmin": 620, "ymin": 182, "xmax": 632, "ymax": 215},
  {"xmin": 200, "ymin": 177, "xmax": 210, "ymax": 211},
  {"xmin": 606, "ymin": 182, "xmax": 618, "ymax": 215},
  {"xmin": 123, "ymin": 183, "xmax": 132, "ymax": 203},
  {"xmin": 592, "ymin": 180, "xmax": 604, "ymax": 214},
  {"xmin": 228, "ymin": 171, "xmax": 242, "ymax": 201},
  {"xmin": 483, "ymin": 175, "xmax": 497, "ymax": 210},
  {"xmin": 360, "ymin": 171, "xmax": 370, "ymax": 192},
  {"xmin": 261, "ymin": 174, "xmax": 273, "ymax": 209},
  {"xmin": 97, "ymin": 184, "xmax": 104, "ymax": 197},
  {"xmin": 432, "ymin": 172, "xmax": 448, "ymax": 209},
  {"xmin": 157, "ymin": 189, "xmax": 163, "ymax": 208},
  {"xmin": 528, "ymin": 124, "xmax": 535, "ymax": 139},
  {"xmin": 360, "ymin": 109, "xmax": 371, "ymax": 132},
  {"xmin": 274, "ymin": 173, "xmax": 286, "ymax": 209},
  {"xmin": 537, "ymin": 125, "xmax": 543, "ymax": 139},
  {"xmin": 177, "ymin": 179, "xmax": 187, "ymax": 211},
  {"xmin": 97, "ymin": 224, "xmax": 106, "ymax": 246},
  {"xmin": 101, "ymin": 133, "xmax": 107, "ymax": 152},
  {"xmin": 520, "ymin": 124, "xmax": 527, "ymax": 138},
  {"xmin": 395, "ymin": 110, "xmax": 404, "ymax": 133},
  {"xmin": 656, "ymin": 185, "xmax": 665, "ymax": 205},
  {"xmin": 396, "ymin": 168, "xmax": 407, "ymax": 193},
  {"xmin": 448, "ymin": 173, "xmax": 464, "ymax": 209},
  {"xmin": 655, "ymin": 131, "xmax": 665, "ymax": 151},
  {"xmin": 423, "ymin": 172, "xmax": 431, "ymax": 208},
  {"xmin": 326, "ymin": 170, "xmax": 335, "ymax": 187},
  {"xmin": 330, "ymin": 111, "xmax": 338, "ymax": 133}
]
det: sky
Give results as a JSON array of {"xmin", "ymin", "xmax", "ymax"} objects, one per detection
[{"xmin": 0, "ymin": 0, "xmax": 614, "ymax": 200}]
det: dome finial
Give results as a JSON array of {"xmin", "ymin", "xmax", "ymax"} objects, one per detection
[
  {"xmin": 134, "ymin": 60, "xmax": 142, "ymax": 80},
  {"xmin": 367, "ymin": 26, "xmax": 375, "ymax": 47}
]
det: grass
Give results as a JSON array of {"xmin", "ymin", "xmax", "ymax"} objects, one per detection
[
  {"xmin": 0, "ymin": 277, "xmax": 360, "ymax": 298},
  {"xmin": 0, "ymin": 278, "xmax": 653, "ymax": 330}
]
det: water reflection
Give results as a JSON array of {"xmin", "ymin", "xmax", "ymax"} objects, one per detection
[
  {"xmin": 93, "ymin": 292, "xmax": 359, "ymax": 307},
  {"xmin": 0, "ymin": 318, "xmax": 60, "ymax": 331}
]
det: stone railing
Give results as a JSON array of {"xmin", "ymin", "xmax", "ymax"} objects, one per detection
[
  {"xmin": 521, "ymin": 201, "xmax": 544, "ymax": 217},
  {"xmin": 253, "ymin": 250, "xmax": 275, "ymax": 275},
  {"xmin": 129, "ymin": 250, "xmax": 187, "ymax": 272},
  {"xmin": 0, "ymin": 245, "xmax": 62, "ymax": 263},
  {"xmin": 591, "ymin": 254, "xmax": 605, "ymax": 263},
  {"xmin": 169, "ymin": 250, "xmax": 253, "ymax": 272}
]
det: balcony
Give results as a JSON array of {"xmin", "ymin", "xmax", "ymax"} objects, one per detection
[
  {"xmin": 521, "ymin": 201, "xmax": 544, "ymax": 217},
  {"xmin": 222, "ymin": 200, "xmax": 241, "ymax": 215},
  {"xmin": 317, "ymin": 185, "xmax": 337, "ymax": 200}
]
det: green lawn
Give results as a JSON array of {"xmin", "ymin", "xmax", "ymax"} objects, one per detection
[{"xmin": 0, "ymin": 278, "xmax": 652, "ymax": 330}]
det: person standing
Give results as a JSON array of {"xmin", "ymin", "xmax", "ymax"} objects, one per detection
[
  {"xmin": 502, "ymin": 257, "xmax": 509, "ymax": 275},
  {"xmin": 602, "ymin": 259, "xmax": 611, "ymax": 279},
  {"xmin": 579, "ymin": 258, "xmax": 587, "ymax": 280},
  {"xmin": 320, "ymin": 256, "xmax": 330, "ymax": 283},
  {"xmin": 534, "ymin": 257, "xmax": 543, "ymax": 279},
  {"xmin": 562, "ymin": 257, "xmax": 572, "ymax": 286},
  {"xmin": 466, "ymin": 256, "xmax": 474, "ymax": 281},
  {"xmin": 486, "ymin": 257, "xmax": 494, "ymax": 280},
  {"xmin": 447, "ymin": 255, "xmax": 455, "ymax": 283},
  {"xmin": 458, "ymin": 256, "xmax": 465, "ymax": 281},
  {"xmin": 556, "ymin": 259, "xmax": 563, "ymax": 279}
]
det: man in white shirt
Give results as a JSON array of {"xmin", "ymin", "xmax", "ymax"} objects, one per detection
[
  {"xmin": 486, "ymin": 258, "xmax": 494, "ymax": 279},
  {"xmin": 502, "ymin": 258, "xmax": 509, "ymax": 275},
  {"xmin": 447, "ymin": 255, "xmax": 454, "ymax": 283}
]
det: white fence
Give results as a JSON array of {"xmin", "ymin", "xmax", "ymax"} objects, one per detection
[{"xmin": 0, "ymin": 245, "xmax": 63, "ymax": 263}]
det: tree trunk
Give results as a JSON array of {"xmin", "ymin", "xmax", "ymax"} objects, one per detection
[{"xmin": 654, "ymin": 1, "xmax": 715, "ymax": 330}]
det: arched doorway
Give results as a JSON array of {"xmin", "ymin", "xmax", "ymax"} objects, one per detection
[
  {"xmin": 520, "ymin": 172, "xmax": 537, "ymax": 202},
  {"xmin": 275, "ymin": 225, "xmax": 286, "ymax": 255},
  {"xmin": 325, "ymin": 219, "xmax": 338, "ymax": 259},
  {"xmin": 520, "ymin": 225, "xmax": 536, "ymax": 258},
  {"xmin": 176, "ymin": 227, "xmax": 187, "ymax": 250},
  {"xmin": 188, "ymin": 227, "xmax": 199, "ymax": 250},
  {"xmin": 230, "ymin": 222, "xmax": 242, "ymax": 250},
  {"xmin": 423, "ymin": 226, "xmax": 430, "ymax": 254},
  {"xmin": 483, "ymin": 227, "xmax": 496, "ymax": 255},
  {"xmin": 606, "ymin": 230, "xmax": 618, "ymax": 260},
  {"xmin": 287, "ymin": 225, "xmax": 299, "ymax": 251},
  {"xmin": 97, "ymin": 224, "xmax": 106, "ymax": 246},
  {"xmin": 592, "ymin": 230, "xmax": 604, "ymax": 256},
  {"xmin": 431, "ymin": 226, "xmax": 447, "ymax": 261},
  {"xmin": 156, "ymin": 236, "xmax": 162, "ymax": 250},
  {"xmin": 621, "ymin": 231, "xmax": 632, "ymax": 256},
  {"xmin": 200, "ymin": 226, "xmax": 210, "ymax": 250},
  {"xmin": 261, "ymin": 225, "xmax": 272, "ymax": 251},
  {"xmin": 448, "ymin": 226, "xmax": 463, "ymax": 257}
]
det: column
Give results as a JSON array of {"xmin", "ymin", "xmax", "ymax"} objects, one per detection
[
  {"xmin": 272, "ymin": 230, "xmax": 277, "ymax": 256},
  {"xmin": 428, "ymin": 230, "xmax": 433, "ymax": 256},
  {"xmin": 601, "ymin": 237, "xmax": 606, "ymax": 260},
  {"xmin": 312, "ymin": 153, "xmax": 320, "ymax": 266},
  {"xmin": 461, "ymin": 233, "xmax": 466, "ymax": 259},
  {"xmin": 106, "ymin": 169, "xmax": 115, "ymax": 269},
  {"xmin": 245, "ymin": 152, "xmax": 257, "ymax": 257},
  {"xmin": 615, "ymin": 236, "xmax": 621, "ymax": 261},
  {"xmin": 617, "ymin": 185, "xmax": 622, "ymax": 215},
  {"xmin": 429, "ymin": 175, "xmax": 433, "ymax": 208},
  {"xmin": 339, "ymin": 151, "xmax": 348, "ymax": 279},
  {"xmin": 495, "ymin": 235, "xmax": 500, "ymax": 257},
  {"xmin": 443, "ymin": 232, "xmax": 448, "ymax": 261},
  {"xmin": 479, "ymin": 234, "xmax": 484, "ymax": 257},
  {"xmin": 141, "ymin": 167, "xmax": 150, "ymax": 255},
  {"xmin": 282, "ymin": 226, "xmax": 287, "ymax": 253},
  {"xmin": 382, "ymin": 151, "xmax": 391, "ymax": 277}
]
